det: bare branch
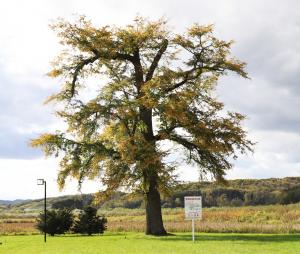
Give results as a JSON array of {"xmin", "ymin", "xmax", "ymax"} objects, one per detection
[
  {"xmin": 70, "ymin": 55, "xmax": 99, "ymax": 97},
  {"xmin": 70, "ymin": 50, "xmax": 136, "ymax": 98}
]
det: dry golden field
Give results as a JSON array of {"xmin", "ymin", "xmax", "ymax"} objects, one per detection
[{"xmin": 1, "ymin": 204, "xmax": 300, "ymax": 235}]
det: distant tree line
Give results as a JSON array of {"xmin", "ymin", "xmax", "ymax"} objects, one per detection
[
  {"xmin": 50, "ymin": 177, "xmax": 300, "ymax": 209},
  {"xmin": 52, "ymin": 194, "xmax": 93, "ymax": 210},
  {"xmin": 161, "ymin": 187, "xmax": 300, "ymax": 208}
]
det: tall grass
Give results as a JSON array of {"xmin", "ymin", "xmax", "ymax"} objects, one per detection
[
  {"xmin": 0, "ymin": 222, "xmax": 38, "ymax": 235},
  {"xmin": 103, "ymin": 204, "xmax": 300, "ymax": 233},
  {"xmin": 1, "ymin": 203, "xmax": 300, "ymax": 235}
]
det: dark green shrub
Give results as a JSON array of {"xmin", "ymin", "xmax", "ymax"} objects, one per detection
[
  {"xmin": 36, "ymin": 209, "xmax": 73, "ymax": 236},
  {"xmin": 72, "ymin": 206, "xmax": 107, "ymax": 235}
]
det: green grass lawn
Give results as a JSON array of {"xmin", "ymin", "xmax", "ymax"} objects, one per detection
[{"xmin": 1, "ymin": 233, "xmax": 300, "ymax": 254}]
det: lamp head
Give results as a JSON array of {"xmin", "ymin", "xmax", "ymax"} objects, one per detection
[{"xmin": 37, "ymin": 179, "xmax": 45, "ymax": 185}]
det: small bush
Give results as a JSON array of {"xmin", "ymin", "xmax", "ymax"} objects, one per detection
[
  {"xmin": 72, "ymin": 206, "xmax": 107, "ymax": 235},
  {"xmin": 36, "ymin": 209, "xmax": 73, "ymax": 236}
]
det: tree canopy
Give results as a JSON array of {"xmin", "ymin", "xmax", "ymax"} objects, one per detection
[{"xmin": 31, "ymin": 16, "xmax": 253, "ymax": 235}]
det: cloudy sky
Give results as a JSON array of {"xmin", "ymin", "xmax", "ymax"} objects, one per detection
[{"xmin": 0, "ymin": 0, "xmax": 299, "ymax": 200}]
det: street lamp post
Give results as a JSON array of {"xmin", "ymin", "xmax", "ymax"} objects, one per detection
[{"xmin": 37, "ymin": 179, "xmax": 47, "ymax": 243}]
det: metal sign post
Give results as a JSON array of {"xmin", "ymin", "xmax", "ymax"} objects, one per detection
[
  {"xmin": 184, "ymin": 196, "xmax": 202, "ymax": 242},
  {"xmin": 192, "ymin": 218, "xmax": 195, "ymax": 242}
]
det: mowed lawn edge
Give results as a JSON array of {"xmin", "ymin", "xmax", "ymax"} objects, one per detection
[{"xmin": 1, "ymin": 232, "xmax": 300, "ymax": 254}]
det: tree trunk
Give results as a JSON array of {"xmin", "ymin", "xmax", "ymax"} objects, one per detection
[
  {"xmin": 139, "ymin": 104, "xmax": 166, "ymax": 235},
  {"xmin": 145, "ymin": 174, "xmax": 167, "ymax": 235}
]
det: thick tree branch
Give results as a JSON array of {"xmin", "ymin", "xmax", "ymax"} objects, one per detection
[
  {"xmin": 112, "ymin": 52, "xmax": 135, "ymax": 62},
  {"xmin": 164, "ymin": 74, "xmax": 189, "ymax": 93},
  {"xmin": 163, "ymin": 67, "xmax": 202, "ymax": 93},
  {"xmin": 145, "ymin": 39, "xmax": 168, "ymax": 82},
  {"xmin": 132, "ymin": 49, "xmax": 144, "ymax": 89},
  {"xmin": 154, "ymin": 124, "xmax": 179, "ymax": 141},
  {"xmin": 168, "ymin": 134, "xmax": 200, "ymax": 151}
]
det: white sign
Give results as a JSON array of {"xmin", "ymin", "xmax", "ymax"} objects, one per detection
[{"xmin": 184, "ymin": 196, "xmax": 202, "ymax": 220}]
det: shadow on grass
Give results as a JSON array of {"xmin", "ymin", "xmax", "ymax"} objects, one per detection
[
  {"xmin": 58, "ymin": 232, "xmax": 126, "ymax": 238},
  {"xmin": 49, "ymin": 233, "xmax": 300, "ymax": 243},
  {"xmin": 149, "ymin": 234, "xmax": 300, "ymax": 243}
]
